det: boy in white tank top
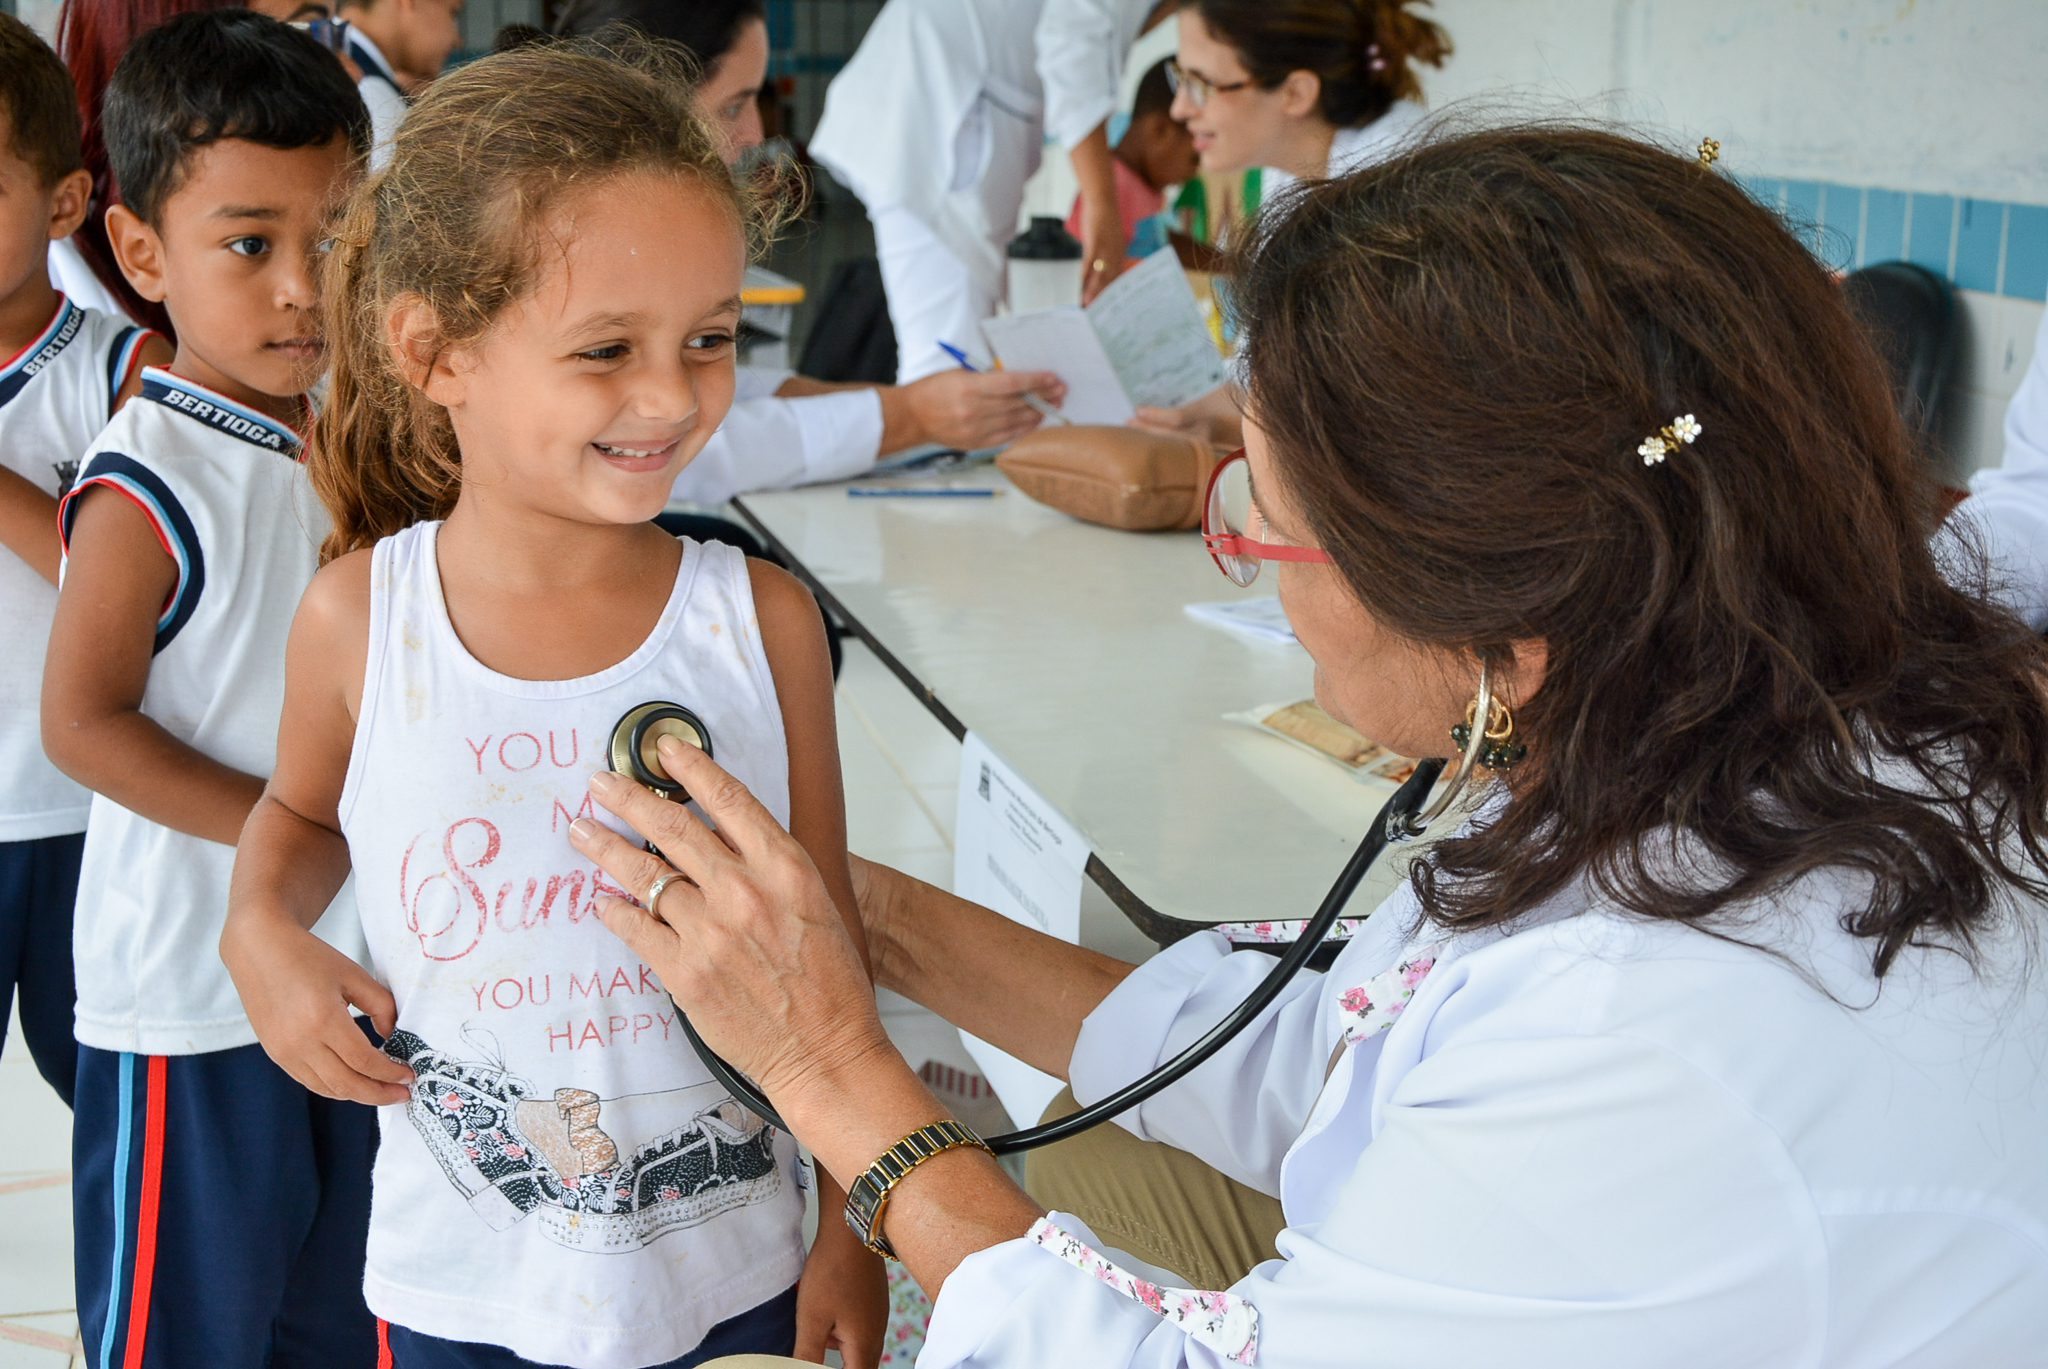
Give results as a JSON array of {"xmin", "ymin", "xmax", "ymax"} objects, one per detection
[
  {"xmin": 0, "ymin": 14, "xmax": 167, "ymax": 1110},
  {"xmin": 41, "ymin": 14, "xmax": 381, "ymax": 1366}
]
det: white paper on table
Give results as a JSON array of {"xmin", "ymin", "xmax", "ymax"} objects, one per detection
[
  {"xmin": 980, "ymin": 309, "xmax": 1135, "ymax": 425},
  {"xmin": 952, "ymin": 731, "xmax": 1091, "ymax": 1130},
  {"xmin": 1185, "ymin": 596, "xmax": 1299, "ymax": 646},
  {"xmin": 1085, "ymin": 250, "xmax": 1230, "ymax": 411}
]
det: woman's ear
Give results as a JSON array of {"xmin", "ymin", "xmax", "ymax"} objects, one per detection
[
  {"xmin": 103, "ymin": 204, "xmax": 168, "ymax": 302},
  {"xmin": 387, "ymin": 296, "xmax": 466, "ymax": 409},
  {"xmin": 1278, "ymin": 69, "xmax": 1323, "ymax": 121},
  {"xmin": 45, "ymin": 169, "xmax": 91, "ymax": 243},
  {"xmin": 1505, "ymin": 639, "xmax": 1550, "ymax": 709}
]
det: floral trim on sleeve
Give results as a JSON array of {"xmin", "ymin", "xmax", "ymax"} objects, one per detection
[
  {"xmin": 1027, "ymin": 1216, "xmax": 1260, "ymax": 1364},
  {"xmin": 1210, "ymin": 917, "xmax": 1366, "ymax": 946},
  {"xmin": 1336, "ymin": 949, "xmax": 1440, "ymax": 1044}
]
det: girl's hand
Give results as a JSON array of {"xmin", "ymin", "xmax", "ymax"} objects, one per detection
[
  {"xmin": 569, "ymin": 738, "xmax": 893, "ymax": 1116},
  {"xmin": 221, "ymin": 913, "xmax": 412, "ymax": 1105},
  {"xmin": 794, "ymin": 1221, "xmax": 888, "ymax": 1369}
]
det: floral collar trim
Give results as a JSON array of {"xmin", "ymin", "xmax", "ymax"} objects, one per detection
[
  {"xmin": 1337, "ymin": 947, "xmax": 1441, "ymax": 1043},
  {"xmin": 1210, "ymin": 917, "xmax": 1366, "ymax": 946},
  {"xmin": 1027, "ymin": 1217, "xmax": 1260, "ymax": 1364}
]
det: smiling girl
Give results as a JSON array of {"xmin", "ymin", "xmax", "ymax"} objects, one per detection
[{"xmin": 219, "ymin": 38, "xmax": 884, "ymax": 1369}]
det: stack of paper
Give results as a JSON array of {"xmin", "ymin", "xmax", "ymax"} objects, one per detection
[{"xmin": 981, "ymin": 252, "xmax": 1229, "ymax": 426}]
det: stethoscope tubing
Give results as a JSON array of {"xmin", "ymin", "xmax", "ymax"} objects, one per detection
[{"xmin": 673, "ymin": 755, "xmax": 1450, "ymax": 1155}]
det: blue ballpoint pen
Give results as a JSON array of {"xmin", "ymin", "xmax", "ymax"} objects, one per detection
[
  {"xmin": 848, "ymin": 487, "xmax": 1002, "ymax": 498},
  {"xmin": 938, "ymin": 341, "xmax": 1071, "ymax": 426}
]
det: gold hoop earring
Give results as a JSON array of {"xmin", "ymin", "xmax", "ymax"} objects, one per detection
[{"xmin": 1450, "ymin": 692, "xmax": 1526, "ymax": 771}]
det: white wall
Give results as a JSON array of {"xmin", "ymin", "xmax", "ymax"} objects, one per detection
[
  {"xmin": 1423, "ymin": 0, "xmax": 2048, "ymax": 204},
  {"xmin": 1418, "ymin": 0, "xmax": 2048, "ymax": 477}
]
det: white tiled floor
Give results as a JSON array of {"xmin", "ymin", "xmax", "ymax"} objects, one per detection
[{"xmin": 0, "ymin": 637, "xmax": 976, "ymax": 1367}]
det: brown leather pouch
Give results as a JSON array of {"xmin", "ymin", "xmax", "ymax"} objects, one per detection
[{"xmin": 996, "ymin": 425, "xmax": 1222, "ymax": 531}]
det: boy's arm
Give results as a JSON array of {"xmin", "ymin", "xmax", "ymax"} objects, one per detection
[
  {"xmin": 222, "ymin": 549, "xmax": 410, "ymax": 1104},
  {"xmin": 43, "ymin": 486, "xmax": 264, "ymax": 843},
  {"xmin": 228, "ymin": 549, "xmax": 370, "ymax": 930},
  {"xmin": 0, "ymin": 468, "xmax": 61, "ymax": 585},
  {"xmin": 750, "ymin": 559, "xmax": 887, "ymax": 1369}
]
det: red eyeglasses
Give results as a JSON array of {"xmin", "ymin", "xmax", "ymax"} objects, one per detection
[{"xmin": 1201, "ymin": 448, "xmax": 1335, "ymax": 587}]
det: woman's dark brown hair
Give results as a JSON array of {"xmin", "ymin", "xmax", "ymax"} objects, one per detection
[
  {"xmin": 1183, "ymin": 0, "xmax": 1449, "ymax": 128},
  {"xmin": 1234, "ymin": 126, "xmax": 2048, "ymax": 977}
]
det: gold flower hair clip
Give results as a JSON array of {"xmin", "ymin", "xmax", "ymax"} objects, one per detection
[
  {"xmin": 1638, "ymin": 413, "xmax": 1702, "ymax": 466},
  {"xmin": 1697, "ymin": 137, "xmax": 1721, "ymax": 169}
]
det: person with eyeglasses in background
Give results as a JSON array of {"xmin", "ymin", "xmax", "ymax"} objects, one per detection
[{"xmin": 1138, "ymin": 0, "xmax": 1451, "ymax": 450}]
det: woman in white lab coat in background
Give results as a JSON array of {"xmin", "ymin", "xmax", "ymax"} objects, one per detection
[
  {"xmin": 1136, "ymin": 0, "xmax": 1452, "ymax": 447},
  {"xmin": 572, "ymin": 127, "xmax": 2048, "ymax": 1367},
  {"xmin": 810, "ymin": 0, "xmax": 1173, "ymax": 384},
  {"xmin": 554, "ymin": 0, "xmax": 1068, "ymax": 503}
]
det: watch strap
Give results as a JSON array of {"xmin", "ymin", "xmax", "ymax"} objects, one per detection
[{"xmin": 843, "ymin": 1118, "xmax": 992, "ymax": 1258}]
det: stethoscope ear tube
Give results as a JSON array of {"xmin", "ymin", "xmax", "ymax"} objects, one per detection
[{"xmin": 675, "ymin": 755, "xmax": 1451, "ymax": 1155}]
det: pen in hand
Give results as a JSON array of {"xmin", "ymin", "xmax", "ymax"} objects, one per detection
[{"xmin": 938, "ymin": 341, "xmax": 1071, "ymax": 427}]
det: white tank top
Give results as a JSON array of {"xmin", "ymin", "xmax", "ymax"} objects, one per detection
[{"xmin": 339, "ymin": 522, "xmax": 803, "ymax": 1369}]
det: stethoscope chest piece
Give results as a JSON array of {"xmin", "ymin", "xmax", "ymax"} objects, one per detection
[{"xmin": 608, "ymin": 702, "xmax": 713, "ymax": 802}]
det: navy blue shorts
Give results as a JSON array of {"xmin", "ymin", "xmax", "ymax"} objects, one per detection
[
  {"xmin": 73, "ymin": 1031, "xmax": 379, "ymax": 1369},
  {"xmin": 378, "ymin": 1283, "xmax": 799, "ymax": 1367},
  {"xmin": 0, "ymin": 831, "xmax": 83, "ymax": 1106}
]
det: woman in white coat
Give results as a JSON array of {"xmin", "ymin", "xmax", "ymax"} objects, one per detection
[
  {"xmin": 1137, "ymin": 0, "xmax": 1451, "ymax": 447},
  {"xmin": 810, "ymin": 0, "xmax": 1171, "ymax": 384},
  {"xmin": 570, "ymin": 127, "xmax": 2048, "ymax": 1367}
]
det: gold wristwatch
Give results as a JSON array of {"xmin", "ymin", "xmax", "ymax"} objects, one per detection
[{"xmin": 843, "ymin": 1119, "xmax": 991, "ymax": 1259}]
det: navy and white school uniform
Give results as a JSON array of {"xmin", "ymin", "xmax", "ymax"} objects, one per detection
[
  {"xmin": 919, "ymin": 794, "xmax": 2048, "ymax": 1367},
  {"xmin": 347, "ymin": 27, "xmax": 408, "ymax": 171},
  {"xmin": 0, "ymin": 295, "xmax": 154, "ymax": 1107},
  {"xmin": 342, "ymin": 527, "xmax": 804, "ymax": 1367},
  {"xmin": 58, "ymin": 369, "xmax": 378, "ymax": 1369}
]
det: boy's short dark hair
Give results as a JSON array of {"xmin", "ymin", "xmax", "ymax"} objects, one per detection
[
  {"xmin": 0, "ymin": 13, "xmax": 86, "ymax": 185},
  {"xmin": 1131, "ymin": 58, "xmax": 1176, "ymax": 122},
  {"xmin": 104, "ymin": 9, "xmax": 370, "ymax": 225}
]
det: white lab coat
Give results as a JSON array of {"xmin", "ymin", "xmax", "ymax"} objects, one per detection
[
  {"xmin": 919, "ymin": 801, "xmax": 2048, "ymax": 1366},
  {"xmin": 668, "ymin": 366, "xmax": 882, "ymax": 506},
  {"xmin": 1956, "ymin": 307, "xmax": 2048, "ymax": 630},
  {"xmin": 810, "ymin": 0, "xmax": 1154, "ymax": 380},
  {"xmin": 1260, "ymin": 99, "xmax": 1429, "ymax": 204}
]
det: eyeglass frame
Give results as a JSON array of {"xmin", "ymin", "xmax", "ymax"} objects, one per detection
[
  {"xmin": 1201, "ymin": 448, "xmax": 1335, "ymax": 585},
  {"xmin": 1164, "ymin": 57, "xmax": 1255, "ymax": 109}
]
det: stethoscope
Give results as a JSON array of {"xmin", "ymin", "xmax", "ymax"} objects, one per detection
[{"xmin": 608, "ymin": 666, "xmax": 1501, "ymax": 1156}]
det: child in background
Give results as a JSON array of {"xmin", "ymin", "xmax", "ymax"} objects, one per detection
[
  {"xmin": 41, "ymin": 12, "xmax": 377, "ymax": 1365},
  {"xmin": 1065, "ymin": 59, "xmax": 1199, "ymax": 262},
  {"xmin": 220, "ymin": 37, "xmax": 886, "ymax": 1369},
  {"xmin": 0, "ymin": 14, "xmax": 167, "ymax": 1111},
  {"xmin": 335, "ymin": 0, "xmax": 465, "ymax": 166}
]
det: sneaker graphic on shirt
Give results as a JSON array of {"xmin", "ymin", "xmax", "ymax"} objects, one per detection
[{"xmin": 383, "ymin": 1028, "xmax": 783, "ymax": 1252}]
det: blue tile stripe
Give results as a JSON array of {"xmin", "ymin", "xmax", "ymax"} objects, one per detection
[{"xmin": 1756, "ymin": 176, "xmax": 2047, "ymax": 301}]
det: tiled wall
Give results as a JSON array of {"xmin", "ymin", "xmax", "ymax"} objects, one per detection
[
  {"xmin": 1742, "ymin": 178, "xmax": 2048, "ymax": 303},
  {"xmin": 1737, "ymin": 176, "xmax": 2044, "ymax": 479}
]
